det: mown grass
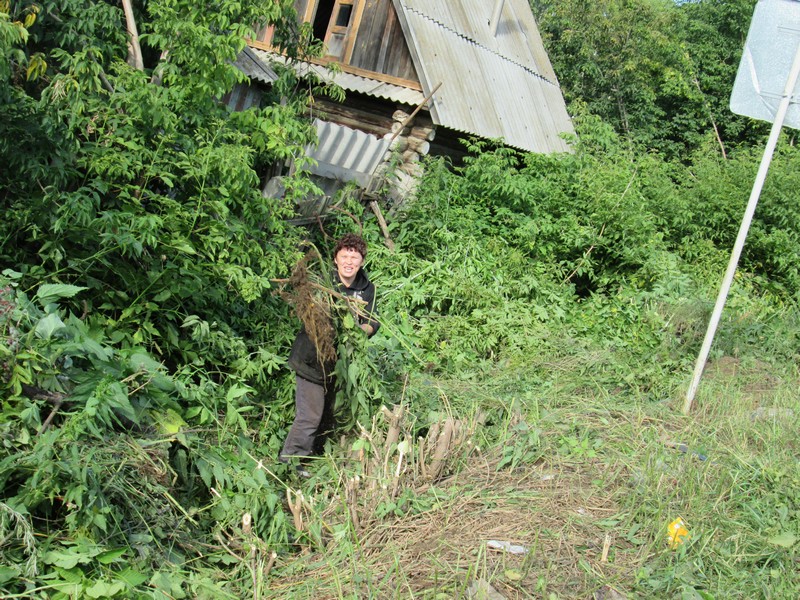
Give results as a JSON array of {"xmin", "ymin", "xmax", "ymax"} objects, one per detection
[{"xmin": 264, "ymin": 350, "xmax": 800, "ymax": 599}]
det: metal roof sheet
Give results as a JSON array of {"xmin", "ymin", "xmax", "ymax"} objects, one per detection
[
  {"xmin": 397, "ymin": 0, "xmax": 558, "ymax": 84},
  {"xmin": 247, "ymin": 48, "xmax": 426, "ymax": 106},
  {"xmin": 234, "ymin": 46, "xmax": 278, "ymax": 83},
  {"xmin": 392, "ymin": 0, "xmax": 574, "ymax": 153},
  {"xmin": 223, "ymin": 83, "xmax": 262, "ymax": 112},
  {"xmin": 306, "ymin": 119, "xmax": 391, "ymax": 186}
]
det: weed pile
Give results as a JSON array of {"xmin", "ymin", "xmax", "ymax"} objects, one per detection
[{"xmin": 279, "ymin": 251, "xmax": 337, "ymax": 365}]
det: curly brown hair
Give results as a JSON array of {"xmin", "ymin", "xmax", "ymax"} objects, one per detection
[{"xmin": 333, "ymin": 233, "xmax": 367, "ymax": 259}]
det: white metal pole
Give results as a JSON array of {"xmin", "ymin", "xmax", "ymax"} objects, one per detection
[{"xmin": 683, "ymin": 40, "xmax": 800, "ymax": 414}]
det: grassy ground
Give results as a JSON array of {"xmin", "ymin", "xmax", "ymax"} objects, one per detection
[{"xmin": 261, "ymin": 354, "xmax": 799, "ymax": 599}]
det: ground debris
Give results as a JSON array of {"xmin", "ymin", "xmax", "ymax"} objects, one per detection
[
  {"xmin": 594, "ymin": 585, "xmax": 627, "ymax": 600},
  {"xmin": 486, "ymin": 540, "xmax": 528, "ymax": 555},
  {"xmin": 467, "ymin": 579, "xmax": 506, "ymax": 600},
  {"xmin": 751, "ymin": 406, "xmax": 795, "ymax": 421}
]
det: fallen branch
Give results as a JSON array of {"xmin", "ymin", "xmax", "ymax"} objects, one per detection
[{"xmin": 22, "ymin": 385, "xmax": 66, "ymax": 435}]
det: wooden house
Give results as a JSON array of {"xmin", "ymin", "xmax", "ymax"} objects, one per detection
[{"xmin": 231, "ymin": 0, "xmax": 575, "ymax": 212}]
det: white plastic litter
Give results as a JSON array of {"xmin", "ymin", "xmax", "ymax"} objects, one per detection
[{"xmin": 486, "ymin": 540, "xmax": 528, "ymax": 555}]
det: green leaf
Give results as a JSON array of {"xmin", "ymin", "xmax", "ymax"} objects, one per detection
[
  {"xmin": 153, "ymin": 289, "xmax": 173, "ymax": 302},
  {"xmin": 35, "ymin": 313, "xmax": 66, "ymax": 339},
  {"xmin": 150, "ymin": 408, "xmax": 187, "ymax": 434},
  {"xmin": 93, "ymin": 512, "xmax": 108, "ymax": 531},
  {"xmin": 96, "ymin": 547, "xmax": 127, "ymax": 564},
  {"xmin": 0, "ymin": 565, "xmax": 19, "ymax": 584},
  {"xmin": 35, "ymin": 283, "xmax": 87, "ymax": 305},
  {"xmin": 347, "ymin": 361, "xmax": 359, "ymax": 385},
  {"xmin": 1, "ymin": 268, "xmax": 22, "ymax": 279},
  {"xmin": 226, "ymin": 385, "xmax": 251, "ymax": 401},
  {"xmin": 42, "ymin": 550, "xmax": 82, "ymax": 569},
  {"xmin": 768, "ymin": 532, "xmax": 798, "ymax": 548},
  {"xmin": 116, "ymin": 568, "xmax": 148, "ymax": 587},
  {"xmin": 128, "ymin": 351, "xmax": 164, "ymax": 373},
  {"xmin": 85, "ymin": 579, "xmax": 125, "ymax": 598}
]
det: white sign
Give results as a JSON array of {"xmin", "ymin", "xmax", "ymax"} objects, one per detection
[{"xmin": 730, "ymin": 0, "xmax": 800, "ymax": 129}]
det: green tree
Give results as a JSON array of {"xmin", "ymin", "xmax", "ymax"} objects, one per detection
[
  {"xmin": 0, "ymin": 2, "xmax": 334, "ymax": 594},
  {"xmin": 532, "ymin": 0, "xmax": 762, "ymax": 158},
  {"xmin": 1, "ymin": 0, "xmax": 318, "ymax": 380},
  {"xmin": 677, "ymin": 0, "xmax": 767, "ymax": 152}
]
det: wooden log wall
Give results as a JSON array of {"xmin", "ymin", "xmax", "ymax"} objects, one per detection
[
  {"xmin": 301, "ymin": 92, "xmax": 440, "ymax": 205},
  {"xmin": 385, "ymin": 109, "xmax": 433, "ymax": 177}
]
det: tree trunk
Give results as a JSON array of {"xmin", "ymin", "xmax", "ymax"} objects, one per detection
[{"xmin": 122, "ymin": 0, "xmax": 144, "ymax": 71}]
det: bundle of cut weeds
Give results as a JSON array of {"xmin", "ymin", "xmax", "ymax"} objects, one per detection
[{"xmin": 278, "ymin": 250, "xmax": 338, "ymax": 365}]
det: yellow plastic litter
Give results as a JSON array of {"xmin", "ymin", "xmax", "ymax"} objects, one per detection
[{"xmin": 667, "ymin": 517, "xmax": 690, "ymax": 549}]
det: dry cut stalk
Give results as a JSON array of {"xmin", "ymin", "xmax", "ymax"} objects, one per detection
[
  {"xmin": 287, "ymin": 489, "xmax": 304, "ymax": 532},
  {"xmin": 345, "ymin": 476, "xmax": 361, "ymax": 532},
  {"xmin": 427, "ymin": 418, "xmax": 456, "ymax": 481},
  {"xmin": 381, "ymin": 404, "xmax": 405, "ymax": 478}
]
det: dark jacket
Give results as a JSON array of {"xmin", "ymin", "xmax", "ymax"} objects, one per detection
[{"xmin": 288, "ymin": 268, "xmax": 379, "ymax": 385}]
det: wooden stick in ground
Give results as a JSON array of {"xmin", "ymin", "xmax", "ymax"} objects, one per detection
[
  {"xmin": 369, "ymin": 200, "xmax": 395, "ymax": 251},
  {"xmin": 428, "ymin": 418, "xmax": 455, "ymax": 481},
  {"xmin": 263, "ymin": 551, "xmax": 277, "ymax": 577},
  {"xmin": 381, "ymin": 404, "xmax": 405, "ymax": 476}
]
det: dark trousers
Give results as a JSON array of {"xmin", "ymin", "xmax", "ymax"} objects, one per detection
[{"xmin": 280, "ymin": 375, "xmax": 336, "ymax": 460}]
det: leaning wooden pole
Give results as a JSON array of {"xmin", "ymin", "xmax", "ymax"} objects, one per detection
[{"xmin": 365, "ymin": 82, "xmax": 442, "ymax": 250}]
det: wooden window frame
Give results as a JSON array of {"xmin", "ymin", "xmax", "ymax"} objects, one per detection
[{"xmin": 302, "ymin": 0, "xmax": 365, "ymax": 63}]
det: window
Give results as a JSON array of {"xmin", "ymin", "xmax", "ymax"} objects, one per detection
[
  {"xmin": 312, "ymin": 0, "xmax": 335, "ymax": 41},
  {"xmin": 311, "ymin": 0, "xmax": 356, "ymax": 60}
]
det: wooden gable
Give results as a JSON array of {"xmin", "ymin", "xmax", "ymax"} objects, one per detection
[
  {"xmin": 251, "ymin": 0, "xmax": 419, "ymax": 86},
  {"xmin": 246, "ymin": 0, "xmax": 574, "ymax": 157}
]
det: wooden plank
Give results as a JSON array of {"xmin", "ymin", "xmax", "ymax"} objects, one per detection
[
  {"xmin": 382, "ymin": 21, "xmax": 416, "ymax": 80},
  {"xmin": 307, "ymin": 100, "xmax": 395, "ymax": 136},
  {"xmin": 299, "ymin": 0, "xmax": 314, "ymax": 23},
  {"xmin": 246, "ymin": 39, "xmax": 422, "ymax": 89},
  {"xmin": 344, "ymin": 0, "xmax": 368, "ymax": 63},
  {"xmin": 325, "ymin": 60, "xmax": 421, "ymax": 89},
  {"xmin": 351, "ymin": 0, "xmax": 391, "ymax": 72},
  {"xmin": 376, "ymin": 6, "xmax": 397, "ymax": 73}
]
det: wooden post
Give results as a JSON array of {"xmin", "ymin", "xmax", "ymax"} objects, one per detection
[{"xmin": 361, "ymin": 82, "xmax": 442, "ymax": 250}]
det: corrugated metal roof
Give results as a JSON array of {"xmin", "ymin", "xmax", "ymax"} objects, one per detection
[
  {"xmin": 392, "ymin": 0, "xmax": 574, "ymax": 153},
  {"xmin": 306, "ymin": 119, "xmax": 391, "ymax": 186},
  {"xmin": 247, "ymin": 48, "xmax": 426, "ymax": 106},
  {"xmin": 223, "ymin": 83, "xmax": 262, "ymax": 112},
  {"xmin": 234, "ymin": 46, "xmax": 278, "ymax": 83},
  {"xmin": 396, "ymin": 0, "xmax": 559, "ymax": 84}
]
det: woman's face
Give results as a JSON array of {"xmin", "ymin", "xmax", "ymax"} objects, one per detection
[{"xmin": 334, "ymin": 247, "xmax": 364, "ymax": 286}]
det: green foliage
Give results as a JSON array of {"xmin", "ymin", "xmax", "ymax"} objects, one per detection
[
  {"xmin": 533, "ymin": 0, "xmax": 764, "ymax": 159},
  {"xmin": 0, "ymin": 1, "xmax": 328, "ymax": 596},
  {"xmin": 0, "ymin": 272, "xmax": 297, "ymax": 597},
  {"xmin": 2, "ymin": 0, "xmax": 800, "ymax": 597},
  {"xmin": 678, "ymin": 0, "xmax": 768, "ymax": 150}
]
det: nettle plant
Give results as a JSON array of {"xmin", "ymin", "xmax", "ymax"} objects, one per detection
[
  {"xmin": 0, "ymin": 273, "xmax": 296, "ymax": 596},
  {"xmin": 0, "ymin": 0, "xmax": 348, "ymax": 595}
]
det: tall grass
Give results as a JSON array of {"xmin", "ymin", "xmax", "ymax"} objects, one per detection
[{"xmin": 263, "ymin": 315, "xmax": 799, "ymax": 599}]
